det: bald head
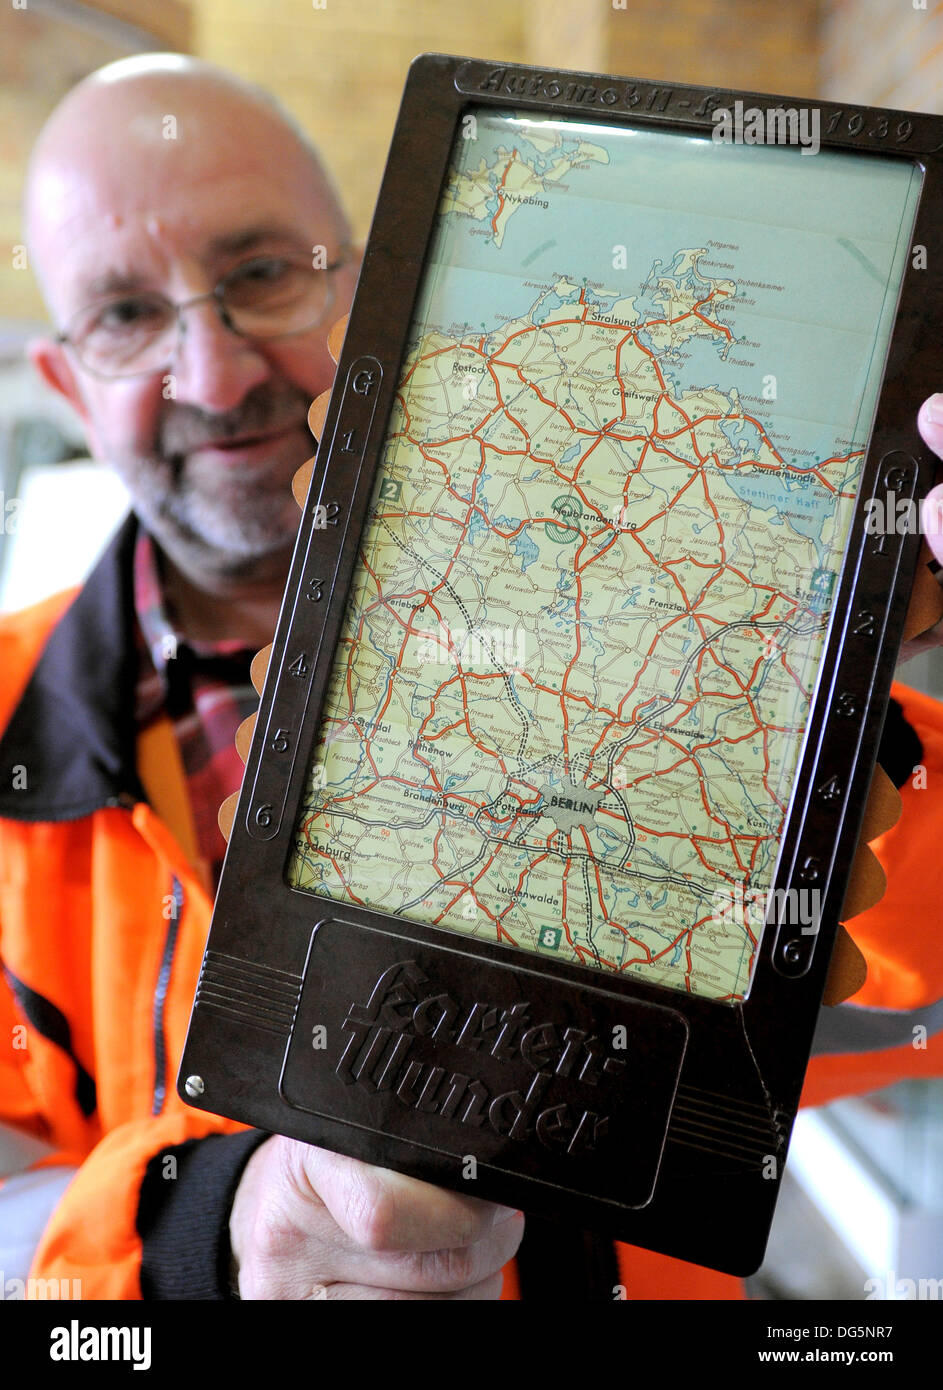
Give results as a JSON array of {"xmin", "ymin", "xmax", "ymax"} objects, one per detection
[
  {"xmin": 26, "ymin": 53, "xmax": 350, "ymax": 320},
  {"xmin": 23, "ymin": 53, "xmax": 360, "ymax": 585}
]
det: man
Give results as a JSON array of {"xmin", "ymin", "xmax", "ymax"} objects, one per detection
[
  {"xmin": 0, "ymin": 53, "xmax": 522, "ymax": 1302},
  {"xmin": 1, "ymin": 52, "xmax": 942, "ymax": 1301}
]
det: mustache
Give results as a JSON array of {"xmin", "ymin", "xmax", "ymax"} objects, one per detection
[{"xmin": 159, "ymin": 382, "xmax": 314, "ymax": 456}]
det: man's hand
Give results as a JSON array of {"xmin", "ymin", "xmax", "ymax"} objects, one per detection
[
  {"xmin": 229, "ymin": 1134, "xmax": 525, "ymax": 1300},
  {"xmin": 895, "ymin": 394, "xmax": 943, "ymax": 665}
]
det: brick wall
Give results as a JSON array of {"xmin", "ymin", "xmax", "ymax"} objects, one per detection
[
  {"xmin": 605, "ymin": 0, "xmax": 821, "ymax": 96},
  {"xmin": 191, "ymin": 0, "xmax": 528, "ymax": 263},
  {"xmin": 191, "ymin": 0, "xmax": 823, "ymax": 248},
  {"xmin": 3, "ymin": 0, "xmax": 874, "ymax": 335},
  {"xmin": 1, "ymin": 8, "xmax": 128, "ymax": 328},
  {"xmin": 0, "ymin": 2, "xmax": 192, "ymax": 335}
]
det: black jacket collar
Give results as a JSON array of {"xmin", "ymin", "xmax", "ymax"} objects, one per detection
[{"xmin": 0, "ymin": 511, "xmax": 147, "ymax": 822}]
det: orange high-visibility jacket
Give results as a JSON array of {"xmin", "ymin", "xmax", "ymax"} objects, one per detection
[{"xmin": 1, "ymin": 514, "xmax": 942, "ymax": 1300}]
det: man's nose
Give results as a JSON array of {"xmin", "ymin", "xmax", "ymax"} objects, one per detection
[{"xmin": 168, "ymin": 300, "xmax": 271, "ymax": 413}]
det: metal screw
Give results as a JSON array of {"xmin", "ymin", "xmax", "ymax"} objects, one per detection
[
  {"xmin": 185, "ymin": 1074, "xmax": 205, "ymax": 1098},
  {"xmin": 782, "ymin": 942, "xmax": 802, "ymax": 965}
]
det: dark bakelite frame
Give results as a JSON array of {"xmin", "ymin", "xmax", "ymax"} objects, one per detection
[{"xmin": 179, "ymin": 54, "xmax": 943, "ymax": 1275}]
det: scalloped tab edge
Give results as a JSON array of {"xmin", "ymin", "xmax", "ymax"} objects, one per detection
[
  {"xmin": 822, "ymin": 924, "xmax": 868, "ymax": 1006},
  {"xmin": 825, "ymin": 765, "xmax": 904, "ymax": 1004},
  {"xmin": 218, "ymin": 338, "xmax": 346, "ymax": 846},
  {"xmin": 292, "ymin": 457, "xmax": 316, "ymax": 509},
  {"xmin": 840, "ymin": 842, "xmax": 887, "ymax": 922},
  {"xmin": 856, "ymin": 764, "xmax": 902, "ymax": 845},
  {"xmin": 308, "ymin": 388, "xmax": 332, "ymax": 439},
  {"xmin": 327, "ymin": 313, "xmax": 349, "ymax": 364},
  {"xmin": 218, "ymin": 790, "xmax": 238, "ymax": 842},
  {"xmin": 250, "ymin": 643, "xmax": 272, "ymax": 695},
  {"xmin": 234, "ymin": 712, "xmax": 256, "ymax": 763},
  {"xmin": 824, "ymin": 538, "xmax": 940, "ymax": 1006}
]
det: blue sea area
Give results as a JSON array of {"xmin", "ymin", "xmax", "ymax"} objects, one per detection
[
  {"xmin": 536, "ymin": 289, "xmax": 564, "ymax": 315},
  {"xmin": 417, "ymin": 112, "xmax": 919, "ymax": 461},
  {"xmin": 719, "ymin": 467, "xmax": 832, "ymax": 556},
  {"xmin": 403, "ymin": 109, "xmax": 919, "ymax": 610},
  {"xmin": 631, "ymin": 284, "xmax": 665, "ymax": 321},
  {"xmin": 721, "ymin": 417, "xmax": 764, "ymax": 456}
]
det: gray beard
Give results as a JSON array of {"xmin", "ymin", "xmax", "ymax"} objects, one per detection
[
  {"xmin": 120, "ymin": 447, "xmax": 303, "ymax": 581},
  {"xmin": 103, "ymin": 378, "xmax": 315, "ymax": 578}
]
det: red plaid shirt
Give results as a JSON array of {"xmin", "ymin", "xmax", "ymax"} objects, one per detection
[{"xmin": 133, "ymin": 529, "xmax": 259, "ymax": 894}]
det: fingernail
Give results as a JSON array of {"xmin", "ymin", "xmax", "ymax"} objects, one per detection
[
  {"xmin": 925, "ymin": 498, "xmax": 943, "ymax": 533},
  {"xmin": 922, "ymin": 393, "xmax": 943, "ymax": 425}
]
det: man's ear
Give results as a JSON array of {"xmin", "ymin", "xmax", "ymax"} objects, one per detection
[{"xmin": 26, "ymin": 336, "xmax": 92, "ymax": 426}]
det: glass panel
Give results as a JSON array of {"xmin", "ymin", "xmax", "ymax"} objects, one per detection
[{"xmin": 288, "ymin": 108, "xmax": 921, "ymax": 1002}]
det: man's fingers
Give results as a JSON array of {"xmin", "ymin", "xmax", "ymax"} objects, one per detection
[
  {"xmin": 294, "ymin": 1142, "xmax": 518, "ymax": 1252},
  {"xmin": 917, "ymin": 393, "xmax": 943, "ymax": 457},
  {"xmin": 232, "ymin": 1137, "xmax": 523, "ymax": 1299},
  {"xmin": 329, "ymin": 1207, "xmax": 525, "ymax": 1293},
  {"xmin": 917, "ymin": 397, "xmax": 943, "ymax": 568},
  {"xmin": 286, "ymin": 1142, "xmax": 525, "ymax": 1294},
  {"xmin": 921, "ymin": 483, "xmax": 943, "ymax": 571}
]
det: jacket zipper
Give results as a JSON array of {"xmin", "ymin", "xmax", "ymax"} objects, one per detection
[{"xmin": 151, "ymin": 874, "xmax": 184, "ymax": 1115}]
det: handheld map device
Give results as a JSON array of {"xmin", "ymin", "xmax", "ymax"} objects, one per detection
[{"xmin": 179, "ymin": 53, "xmax": 943, "ymax": 1275}]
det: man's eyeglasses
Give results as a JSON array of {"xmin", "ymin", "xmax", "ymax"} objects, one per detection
[{"xmin": 54, "ymin": 245, "xmax": 354, "ymax": 379}]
